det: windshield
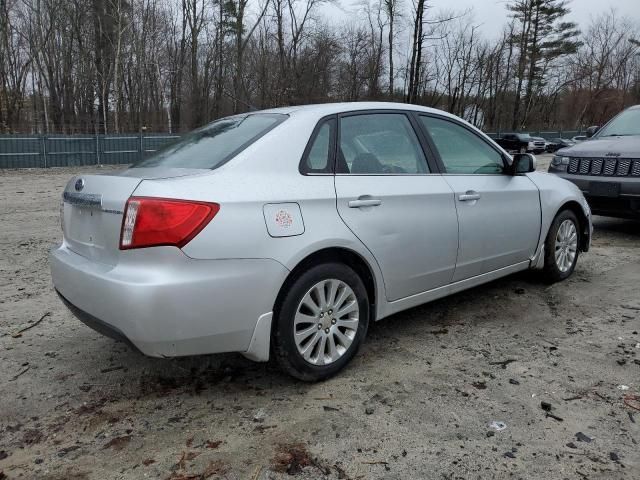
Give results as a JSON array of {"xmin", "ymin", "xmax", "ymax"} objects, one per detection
[
  {"xmin": 133, "ymin": 113, "xmax": 287, "ymax": 169},
  {"xmin": 597, "ymin": 108, "xmax": 640, "ymax": 137}
]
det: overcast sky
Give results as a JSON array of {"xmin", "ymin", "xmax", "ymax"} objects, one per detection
[
  {"xmin": 324, "ymin": 0, "xmax": 640, "ymax": 38},
  {"xmin": 428, "ymin": 0, "xmax": 640, "ymax": 36}
]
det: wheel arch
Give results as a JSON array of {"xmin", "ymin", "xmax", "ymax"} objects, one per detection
[
  {"xmin": 272, "ymin": 247, "xmax": 378, "ymax": 322},
  {"xmin": 556, "ymin": 200, "xmax": 590, "ymax": 252}
]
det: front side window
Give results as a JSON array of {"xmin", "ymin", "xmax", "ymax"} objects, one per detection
[
  {"xmin": 597, "ymin": 108, "xmax": 640, "ymax": 137},
  {"xmin": 133, "ymin": 113, "xmax": 287, "ymax": 169},
  {"xmin": 338, "ymin": 113, "xmax": 429, "ymax": 174},
  {"xmin": 420, "ymin": 116, "xmax": 505, "ymax": 174}
]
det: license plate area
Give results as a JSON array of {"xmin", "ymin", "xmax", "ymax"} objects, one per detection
[
  {"xmin": 66, "ymin": 205, "xmax": 106, "ymax": 247},
  {"xmin": 589, "ymin": 181, "xmax": 620, "ymax": 198}
]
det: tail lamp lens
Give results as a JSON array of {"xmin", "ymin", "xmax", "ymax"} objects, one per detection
[{"xmin": 119, "ymin": 197, "xmax": 219, "ymax": 250}]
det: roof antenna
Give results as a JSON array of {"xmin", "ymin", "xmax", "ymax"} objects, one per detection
[{"xmin": 222, "ymin": 88, "xmax": 258, "ymax": 112}]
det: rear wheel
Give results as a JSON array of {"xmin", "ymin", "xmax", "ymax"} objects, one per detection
[
  {"xmin": 272, "ymin": 263, "xmax": 369, "ymax": 381},
  {"xmin": 542, "ymin": 210, "xmax": 580, "ymax": 283}
]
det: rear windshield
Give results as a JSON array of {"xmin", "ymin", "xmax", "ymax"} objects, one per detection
[
  {"xmin": 132, "ymin": 113, "xmax": 287, "ymax": 169},
  {"xmin": 597, "ymin": 108, "xmax": 640, "ymax": 137}
]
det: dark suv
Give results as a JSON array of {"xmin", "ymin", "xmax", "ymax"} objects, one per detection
[
  {"xmin": 548, "ymin": 105, "xmax": 640, "ymax": 219},
  {"xmin": 496, "ymin": 133, "xmax": 546, "ymax": 154}
]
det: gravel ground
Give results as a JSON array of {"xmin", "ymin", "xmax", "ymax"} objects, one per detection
[{"xmin": 1, "ymin": 156, "xmax": 639, "ymax": 480}]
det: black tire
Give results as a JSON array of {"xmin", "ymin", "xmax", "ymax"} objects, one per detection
[
  {"xmin": 272, "ymin": 262, "xmax": 370, "ymax": 381},
  {"xmin": 542, "ymin": 209, "xmax": 580, "ymax": 283}
]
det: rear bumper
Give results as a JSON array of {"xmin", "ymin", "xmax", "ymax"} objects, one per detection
[
  {"xmin": 548, "ymin": 170, "xmax": 640, "ymax": 218},
  {"xmin": 50, "ymin": 244, "xmax": 289, "ymax": 357}
]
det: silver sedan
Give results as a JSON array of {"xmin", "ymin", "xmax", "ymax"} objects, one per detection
[{"xmin": 50, "ymin": 102, "xmax": 592, "ymax": 381}]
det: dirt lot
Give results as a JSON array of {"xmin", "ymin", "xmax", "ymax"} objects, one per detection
[{"xmin": 1, "ymin": 156, "xmax": 639, "ymax": 480}]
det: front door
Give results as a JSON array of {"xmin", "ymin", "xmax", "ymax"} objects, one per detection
[
  {"xmin": 334, "ymin": 112, "xmax": 459, "ymax": 301},
  {"xmin": 418, "ymin": 114, "xmax": 541, "ymax": 282}
]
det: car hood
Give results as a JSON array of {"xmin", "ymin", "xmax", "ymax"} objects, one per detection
[{"xmin": 558, "ymin": 136, "xmax": 640, "ymax": 157}]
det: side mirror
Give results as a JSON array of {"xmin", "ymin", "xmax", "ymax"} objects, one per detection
[
  {"xmin": 511, "ymin": 153, "xmax": 536, "ymax": 174},
  {"xmin": 586, "ymin": 125, "xmax": 600, "ymax": 138}
]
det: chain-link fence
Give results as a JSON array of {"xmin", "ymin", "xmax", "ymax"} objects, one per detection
[{"xmin": 0, "ymin": 133, "xmax": 181, "ymax": 169}]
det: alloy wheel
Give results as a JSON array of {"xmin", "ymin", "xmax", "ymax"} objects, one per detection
[
  {"xmin": 293, "ymin": 279, "xmax": 360, "ymax": 366},
  {"xmin": 554, "ymin": 219, "xmax": 578, "ymax": 273}
]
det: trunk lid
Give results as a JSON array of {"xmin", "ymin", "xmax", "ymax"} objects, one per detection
[{"xmin": 62, "ymin": 168, "xmax": 206, "ymax": 265}]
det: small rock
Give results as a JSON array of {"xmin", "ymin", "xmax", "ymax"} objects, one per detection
[
  {"xmin": 488, "ymin": 421, "xmax": 506, "ymax": 431},
  {"xmin": 509, "ymin": 379, "xmax": 520, "ymax": 385},
  {"xmin": 514, "ymin": 288, "xmax": 525, "ymax": 295},
  {"xmin": 610, "ymin": 452, "xmax": 620, "ymax": 461},
  {"xmin": 504, "ymin": 451, "xmax": 516, "ymax": 459},
  {"xmin": 575, "ymin": 432, "xmax": 592, "ymax": 443},
  {"xmin": 566, "ymin": 442, "xmax": 577, "ymax": 449},
  {"xmin": 253, "ymin": 408, "xmax": 266, "ymax": 422},
  {"xmin": 617, "ymin": 359, "xmax": 627, "ymax": 366},
  {"xmin": 365, "ymin": 407, "xmax": 375, "ymax": 415},
  {"xmin": 541, "ymin": 401, "xmax": 552, "ymax": 411},
  {"xmin": 486, "ymin": 431, "xmax": 495, "ymax": 438},
  {"xmin": 34, "ymin": 458, "xmax": 43, "ymax": 464}
]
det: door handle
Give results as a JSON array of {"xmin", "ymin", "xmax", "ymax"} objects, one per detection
[
  {"xmin": 458, "ymin": 191, "xmax": 481, "ymax": 202},
  {"xmin": 348, "ymin": 198, "xmax": 382, "ymax": 208}
]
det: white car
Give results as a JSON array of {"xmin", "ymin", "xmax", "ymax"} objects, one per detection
[{"xmin": 51, "ymin": 102, "xmax": 592, "ymax": 380}]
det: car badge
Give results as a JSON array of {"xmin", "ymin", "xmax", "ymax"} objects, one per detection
[
  {"xmin": 605, "ymin": 152, "xmax": 621, "ymax": 157},
  {"xmin": 75, "ymin": 178, "xmax": 85, "ymax": 192}
]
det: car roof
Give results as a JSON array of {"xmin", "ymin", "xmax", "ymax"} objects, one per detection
[{"xmin": 254, "ymin": 102, "xmax": 462, "ymax": 120}]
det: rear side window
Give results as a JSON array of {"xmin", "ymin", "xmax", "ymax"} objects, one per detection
[
  {"xmin": 300, "ymin": 118, "xmax": 335, "ymax": 173},
  {"xmin": 338, "ymin": 113, "xmax": 429, "ymax": 174},
  {"xmin": 133, "ymin": 113, "xmax": 287, "ymax": 169}
]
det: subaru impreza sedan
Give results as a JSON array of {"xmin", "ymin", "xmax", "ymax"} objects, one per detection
[{"xmin": 51, "ymin": 102, "xmax": 592, "ymax": 381}]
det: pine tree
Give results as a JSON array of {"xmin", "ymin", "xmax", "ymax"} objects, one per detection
[{"xmin": 508, "ymin": 0, "xmax": 581, "ymax": 130}]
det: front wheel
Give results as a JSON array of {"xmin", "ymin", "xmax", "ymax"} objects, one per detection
[
  {"xmin": 272, "ymin": 263, "xmax": 369, "ymax": 381},
  {"xmin": 542, "ymin": 210, "xmax": 580, "ymax": 283}
]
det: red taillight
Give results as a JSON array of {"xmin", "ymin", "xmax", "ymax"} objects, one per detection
[{"xmin": 119, "ymin": 197, "xmax": 219, "ymax": 250}]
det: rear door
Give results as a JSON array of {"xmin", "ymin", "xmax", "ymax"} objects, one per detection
[
  {"xmin": 334, "ymin": 111, "xmax": 459, "ymax": 301},
  {"xmin": 418, "ymin": 114, "xmax": 541, "ymax": 281}
]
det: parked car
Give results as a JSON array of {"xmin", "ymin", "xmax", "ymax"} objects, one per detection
[
  {"xmin": 546, "ymin": 138, "xmax": 575, "ymax": 153},
  {"xmin": 495, "ymin": 133, "xmax": 546, "ymax": 154},
  {"xmin": 532, "ymin": 136, "xmax": 550, "ymax": 153},
  {"xmin": 51, "ymin": 102, "xmax": 592, "ymax": 381},
  {"xmin": 548, "ymin": 104, "xmax": 640, "ymax": 219}
]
